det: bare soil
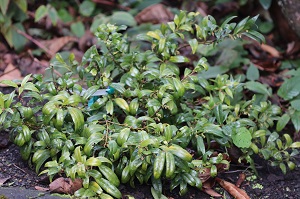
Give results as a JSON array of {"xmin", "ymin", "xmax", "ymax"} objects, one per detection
[{"xmin": 1, "ymin": 136, "xmax": 300, "ymax": 199}]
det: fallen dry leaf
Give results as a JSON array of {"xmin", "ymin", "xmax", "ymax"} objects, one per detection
[
  {"xmin": 202, "ymin": 188, "xmax": 222, "ymax": 198},
  {"xmin": 216, "ymin": 178, "xmax": 250, "ymax": 199},
  {"xmin": 49, "ymin": 177, "xmax": 82, "ymax": 195},
  {"xmin": 0, "ymin": 177, "xmax": 10, "ymax": 185},
  {"xmin": 0, "ymin": 63, "xmax": 23, "ymax": 83},
  {"xmin": 35, "ymin": 186, "xmax": 50, "ymax": 191},
  {"xmin": 261, "ymin": 43, "xmax": 281, "ymax": 58},
  {"xmin": 40, "ymin": 36, "xmax": 78, "ymax": 56},
  {"xmin": 236, "ymin": 173, "xmax": 246, "ymax": 188},
  {"xmin": 135, "ymin": 3, "xmax": 174, "ymax": 25}
]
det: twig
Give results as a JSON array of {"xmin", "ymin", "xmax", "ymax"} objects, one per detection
[
  {"xmin": 16, "ymin": 29, "xmax": 54, "ymax": 58},
  {"xmin": 0, "ymin": 66, "xmax": 20, "ymax": 78},
  {"xmin": 12, "ymin": 163, "xmax": 26, "ymax": 173}
]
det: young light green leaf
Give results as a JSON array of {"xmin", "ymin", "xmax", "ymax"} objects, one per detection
[
  {"xmin": 115, "ymin": 98, "xmax": 130, "ymax": 112},
  {"xmin": 188, "ymin": 39, "xmax": 198, "ymax": 54},
  {"xmin": 169, "ymin": 56, "xmax": 189, "ymax": 63},
  {"xmin": 0, "ymin": 80, "xmax": 18, "ymax": 88},
  {"xmin": 35, "ymin": 5, "xmax": 48, "ymax": 22}
]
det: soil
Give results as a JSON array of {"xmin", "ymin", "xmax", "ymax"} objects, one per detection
[{"xmin": 1, "ymin": 137, "xmax": 300, "ymax": 199}]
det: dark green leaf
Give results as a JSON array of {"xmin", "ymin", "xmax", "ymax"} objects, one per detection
[
  {"xmin": 276, "ymin": 114, "xmax": 290, "ymax": 132},
  {"xmin": 245, "ymin": 81, "xmax": 271, "ymax": 96},
  {"xmin": 246, "ymin": 64, "xmax": 259, "ymax": 81},
  {"xmin": 291, "ymin": 111, "xmax": 300, "ymax": 132}
]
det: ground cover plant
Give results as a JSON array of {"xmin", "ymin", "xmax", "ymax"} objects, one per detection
[{"xmin": 1, "ymin": 9, "xmax": 300, "ymax": 198}]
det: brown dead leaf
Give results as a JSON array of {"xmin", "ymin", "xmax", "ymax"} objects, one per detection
[
  {"xmin": 216, "ymin": 178, "xmax": 250, "ymax": 199},
  {"xmin": 0, "ymin": 177, "xmax": 10, "ymax": 185},
  {"xmin": 135, "ymin": 3, "xmax": 174, "ymax": 25},
  {"xmin": 236, "ymin": 173, "xmax": 246, "ymax": 188},
  {"xmin": 0, "ymin": 63, "xmax": 23, "ymax": 83},
  {"xmin": 202, "ymin": 188, "xmax": 222, "ymax": 198},
  {"xmin": 35, "ymin": 186, "xmax": 50, "ymax": 191},
  {"xmin": 49, "ymin": 177, "xmax": 82, "ymax": 195},
  {"xmin": 40, "ymin": 36, "xmax": 78, "ymax": 56},
  {"xmin": 261, "ymin": 43, "xmax": 281, "ymax": 58}
]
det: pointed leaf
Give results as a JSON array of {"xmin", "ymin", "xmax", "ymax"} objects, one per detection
[{"xmin": 67, "ymin": 107, "xmax": 84, "ymax": 133}]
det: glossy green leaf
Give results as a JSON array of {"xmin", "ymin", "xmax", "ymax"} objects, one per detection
[
  {"xmin": 106, "ymin": 100, "xmax": 114, "ymax": 115},
  {"xmin": 115, "ymin": 98, "xmax": 130, "ymax": 112},
  {"xmin": 188, "ymin": 39, "xmax": 198, "ymax": 54},
  {"xmin": 85, "ymin": 157, "xmax": 102, "ymax": 166},
  {"xmin": 169, "ymin": 56, "xmax": 189, "ymax": 63},
  {"xmin": 68, "ymin": 107, "xmax": 84, "ymax": 133}
]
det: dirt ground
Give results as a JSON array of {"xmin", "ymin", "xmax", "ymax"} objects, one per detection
[{"xmin": 1, "ymin": 135, "xmax": 300, "ymax": 199}]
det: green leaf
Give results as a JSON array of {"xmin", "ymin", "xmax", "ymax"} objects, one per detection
[
  {"xmin": 278, "ymin": 77, "xmax": 300, "ymax": 100},
  {"xmin": 290, "ymin": 142, "xmax": 300, "ymax": 148},
  {"xmin": 276, "ymin": 114, "xmax": 290, "ymax": 132},
  {"xmin": 242, "ymin": 31, "xmax": 266, "ymax": 44},
  {"xmin": 259, "ymin": 0, "xmax": 272, "ymax": 10},
  {"xmin": 291, "ymin": 99, "xmax": 300, "ymax": 111},
  {"xmin": 244, "ymin": 81, "xmax": 271, "ymax": 96},
  {"xmin": 86, "ymin": 157, "xmax": 102, "ymax": 166},
  {"xmin": 23, "ymin": 82, "xmax": 39, "ymax": 93},
  {"xmin": 246, "ymin": 64, "xmax": 259, "ymax": 81},
  {"xmin": 35, "ymin": 5, "xmax": 48, "ymax": 22},
  {"xmin": 110, "ymin": 83, "xmax": 125, "ymax": 94},
  {"xmin": 71, "ymin": 21, "xmax": 85, "ymax": 37},
  {"xmin": 221, "ymin": 16, "xmax": 237, "ymax": 28},
  {"xmin": 234, "ymin": 16, "xmax": 249, "ymax": 34},
  {"xmin": 147, "ymin": 31, "xmax": 160, "ymax": 40},
  {"xmin": 188, "ymin": 39, "xmax": 198, "ymax": 54},
  {"xmin": 115, "ymin": 98, "xmax": 130, "ymax": 112},
  {"xmin": 21, "ymin": 74, "xmax": 32, "ymax": 87},
  {"xmin": 291, "ymin": 111, "xmax": 300, "ymax": 132},
  {"xmin": 82, "ymin": 85, "xmax": 100, "ymax": 101},
  {"xmin": 13, "ymin": 0, "xmax": 27, "ymax": 12},
  {"xmin": 32, "ymin": 149, "xmax": 51, "ymax": 173},
  {"xmin": 232, "ymin": 127, "xmax": 252, "ymax": 148},
  {"xmin": 106, "ymin": 100, "xmax": 114, "ymax": 115},
  {"xmin": 110, "ymin": 11, "xmax": 136, "ymax": 27},
  {"xmin": 196, "ymin": 136, "xmax": 205, "ymax": 155},
  {"xmin": 0, "ymin": 80, "xmax": 18, "ymax": 88},
  {"xmin": 48, "ymin": 6, "xmax": 58, "ymax": 25},
  {"xmin": 68, "ymin": 107, "xmax": 85, "ymax": 133},
  {"xmin": 79, "ymin": 0, "xmax": 96, "ymax": 17},
  {"xmin": 0, "ymin": 0, "xmax": 10, "ymax": 15},
  {"xmin": 169, "ymin": 56, "xmax": 189, "ymax": 63}
]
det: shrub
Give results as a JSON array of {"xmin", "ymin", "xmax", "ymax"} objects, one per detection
[{"xmin": 0, "ymin": 11, "xmax": 299, "ymax": 198}]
